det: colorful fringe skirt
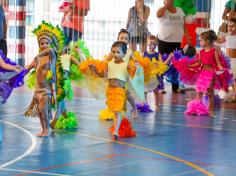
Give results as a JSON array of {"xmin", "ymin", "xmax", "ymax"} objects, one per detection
[
  {"xmin": 24, "ymin": 90, "xmax": 52, "ymax": 119},
  {"xmin": 106, "ymin": 87, "xmax": 126, "ymax": 112}
]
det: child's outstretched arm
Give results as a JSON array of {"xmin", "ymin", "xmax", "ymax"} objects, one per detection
[
  {"xmin": 123, "ymin": 49, "xmax": 133, "ymax": 62},
  {"xmin": 158, "ymin": 54, "xmax": 163, "ymax": 62},
  {"xmin": 0, "ymin": 57, "xmax": 22, "ymax": 72},
  {"xmin": 188, "ymin": 55, "xmax": 201, "ymax": 68},
  {"xmin": 70, "ymin": 56, "xmax": 80, "ymax": 65},
  {"xmin": 25, "ymin": 59, "xmax": 35, "ymax": 72},
  {"xmin": 89, "ymin": 64, "xmax": 106, "ymax": 77},
  {"xmin": 36, "ymin": 48, "xmax": 54, "ymax": 58},
  {"xmin": 164, "ymin": 52, "xmax": 174, "ymax": 64}
]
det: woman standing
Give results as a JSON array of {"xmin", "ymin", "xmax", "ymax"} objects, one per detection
[
  {"xmin": 126, "ymin": 0, "xmax": 150, "ymax": 53},
  {"xmin": 156, "ymin": 0, "xmax": 190, "ymax": 92}
]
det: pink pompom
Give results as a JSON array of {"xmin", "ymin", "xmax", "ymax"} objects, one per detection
[{"xmin": 185, "ymin": 99, "xmax": 209, "ymax": 116}]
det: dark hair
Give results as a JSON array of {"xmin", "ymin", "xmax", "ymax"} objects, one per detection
[
  {"xmin": 117, "ymin": 29, "xmax": 130, "ymax": 41},
  {"xmin": 111, "ymin": 41, "xmax": 127, "ymax": 54},
  {"xmin": 185, "ymin": 46, "xmax": 196, "ymax": 57},
  {"xmin": 200, "ymin": 30, "xmax": 217, "ymax": 44},
  {"xmin": 230, "ymin": 18, "xmax": 236, "ymax": 23}
]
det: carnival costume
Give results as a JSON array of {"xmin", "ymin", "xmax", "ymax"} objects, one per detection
[
  {"xmin": 24, "ymin": 21, "xmax": 65, "ymax": 123},
  {"xmin": 134, "ymin": 51, "xmax": 168, "ymax": 112},
  {"xmin": 172, "ymin": 48, "xmax": 233, "ymax": 115},
  {"xmin": 53, "ymin": 40, "xmax": 90, "ymax": 129},
  {"xmin": 79, "ymin": 51, "xmax": 145, "ymax": 138}
]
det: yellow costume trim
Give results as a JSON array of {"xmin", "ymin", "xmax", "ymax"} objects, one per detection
[
  {"xmin": 133, "ymin": 51, "xmax": 168, "ymax": 84},
  {"xmin": 106, "ymin": 87, "xmax": 126, "ymax": 112},
  {"xmin": 99, "ymin": 107, "xmax": 115, "ymax": 121}
]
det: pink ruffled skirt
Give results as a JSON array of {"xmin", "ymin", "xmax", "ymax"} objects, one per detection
[{"xmin": 196, "ymin": 69, "xmax": 220, "ymax": 93}]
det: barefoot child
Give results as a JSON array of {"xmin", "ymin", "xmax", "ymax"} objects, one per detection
[
  {"xmin": 24, "ymin": 21, "xmax": 64, "ymax": 137},
  {"xmin": 142, "ymin": 35, "xmax": 173, "ymax": 111}
]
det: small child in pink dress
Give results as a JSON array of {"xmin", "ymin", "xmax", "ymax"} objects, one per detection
[{"xmin": 185, "ymin": 30, "xmax": 224, "ymax": 116}]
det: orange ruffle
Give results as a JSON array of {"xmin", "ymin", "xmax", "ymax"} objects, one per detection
[
  {"xmin": 79, "ymin": 59, "xmax": 90, "ymax": 73},
  {"xmin": 109, "ymin": 117, "xmax": 136, "ymax": 138},
  {"xmin": 79, "ymin": 59, "xmax": 107, "ymax": 76},
  {"xmin": 106, "ymin": 87, "xmax": 126, "ymax": 112},
  {"xmin": 127, "ymin": 59, "xmax": 137, "ymax": 78}
]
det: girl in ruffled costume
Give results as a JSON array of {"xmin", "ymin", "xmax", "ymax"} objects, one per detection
[
  {"xmin": 99, "ymin": 29, "xmax": 139, "ymax": 120},
  {"xmin": 137, "ymin": 35, "xmax": 171, "ymax": 112},
  {"xmin": 89, "ymin": 41, "xmax": 138, "ymax": 140},
  {"xmin": 24, "ymin": 21, "xmax": 64, "ymax": 137},
  {"xmin": 0, "ymin": 50, "xmax": 24, "ymax": 103},
  {"xmin": 174, "ymin": 30, "xmax": 231, "ymax": 116}
]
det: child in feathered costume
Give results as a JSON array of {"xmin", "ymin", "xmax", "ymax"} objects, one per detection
[
  {"xmin": 87, "ymin": 41, "xmax": 142, "ymax": 140},
  {"xmin": 173, "ymin": 30, "xmax": 232, "ymax": 116},
  {"xmin": 51, "ymin": 40, "xmax": 90, "ymax": 129},
  {"xmin": 0, "ymin": 50, "xmax": 25, "ymax": 104},
  {"xmin": 100, "ymin": 29, "xmax": 140, "ymax": 120},
  {"xmin": 136, "ymin": 35, "xmax": 170, "ymax": 112},
  {"xmin": 24, "ymin": 21, "xmax": 64, "ymax": 137}
]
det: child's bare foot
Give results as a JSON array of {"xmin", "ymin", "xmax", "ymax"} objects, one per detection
[
  {"xmin": 37, "ymin": 131, "xmax": 44, "ymax": 137},
  {"xmin": 209, "ymin": 111, "xmax": 215, "ymax": 117},
  {"xmin": 155, "ymin": 107, "xmax": 160, "ymax": 112},
  {"xmin": 132, "ymin": 110, "xmax": 137, "ymax": 119},
  {"xmin": 42, "ymin": 130, "xmax": 49, "ymax": 136}
]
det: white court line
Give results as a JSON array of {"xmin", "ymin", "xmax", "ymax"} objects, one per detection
[
  {"xmin": 0, "ymin": 120, "xmax": 37, "ymax": 168},
  {"xmin": 0, "ymin": 168, "xmax": 71, "ymax": 176}
]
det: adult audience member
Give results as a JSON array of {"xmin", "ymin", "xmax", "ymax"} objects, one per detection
[
  {"xmin": 126, "ymin": 0, "xmax": 150, "ymax": 53},
  {"xmin": 156, "ymin": 0, "xmax": 190, "ymax": 93},
  {"xmin": 222, "ymin": 0, "xmax": 236, "ymax": 20},
  {"xmin": 59, "ymin": 0, "xmax": 90, "ymax": 42}
]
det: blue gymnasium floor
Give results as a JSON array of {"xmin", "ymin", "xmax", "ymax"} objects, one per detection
[{"xmin": 0, "ymin": 88, "xmax": 236, "ymax": 176}]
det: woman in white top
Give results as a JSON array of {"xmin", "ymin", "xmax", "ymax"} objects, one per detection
[{"xmin": 156, "ymin": 0, "xmax": 190, "ymax": 92}]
